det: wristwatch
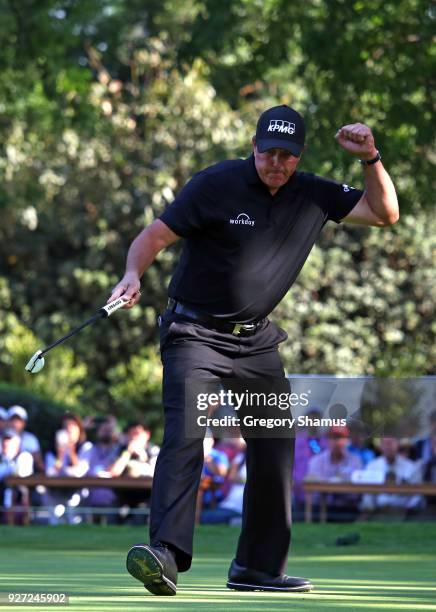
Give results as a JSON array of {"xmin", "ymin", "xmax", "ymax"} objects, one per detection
[{"xmin": 359, "ymin": 150, "xmax": 381, "ymax": 165}]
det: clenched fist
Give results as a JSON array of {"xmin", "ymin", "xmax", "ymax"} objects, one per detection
[{"xmin": 335, "ymin": 123, "xmax": 378, "ymax": 161}]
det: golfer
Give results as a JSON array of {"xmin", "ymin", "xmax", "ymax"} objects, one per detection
[{"xmin": 108, "ymin": 105, "xmax": 399, "ymax": 596}]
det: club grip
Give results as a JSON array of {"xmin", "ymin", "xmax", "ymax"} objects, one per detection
[{"xmin": 100, "ymin": 296, "xmax": 129, "ymax": 317}]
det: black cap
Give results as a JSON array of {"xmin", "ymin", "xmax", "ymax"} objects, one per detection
[{"xmin": 255, "ymin": 105, "xmax": 305, "ymax": 156}]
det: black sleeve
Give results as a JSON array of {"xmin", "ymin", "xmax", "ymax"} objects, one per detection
[
  {"xmin": 159, "ymin": 171, "xmax": 215, "ymax": 237},
  {"xmin": 312, "ymin": 174, "xmax": 364, "ymax": 224}
]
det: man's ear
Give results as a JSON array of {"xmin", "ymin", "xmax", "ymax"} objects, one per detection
[{"xmin": 252, "ymin": 135, "xmax": 256, "ymax": 151}]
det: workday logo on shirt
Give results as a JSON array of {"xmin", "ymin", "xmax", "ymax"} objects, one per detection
[{"xmin": 229, "ymin": 213, "xmax": 255, "ymax": 227}]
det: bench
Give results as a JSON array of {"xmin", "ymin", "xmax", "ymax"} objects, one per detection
[
  {"xmin": 4, "ymin": 475, "xmax": 212, "ymax": 525},
  {"xmin": 302, "ymin": 481, "xmax": 436, "ymax": 523}
]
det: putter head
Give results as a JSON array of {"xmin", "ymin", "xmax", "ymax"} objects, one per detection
[{"xmin": 25, "ymin": 350, "xmax": 45, "ymax": 374}]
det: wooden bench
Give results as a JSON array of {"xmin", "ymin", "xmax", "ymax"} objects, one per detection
[
  {"xmin": 302, "ymin": 480, "xmax": 436, "ymax": 523},
  {"xmin": 4, "ymin": 475, "xmax": 212, "ymax": 526}
]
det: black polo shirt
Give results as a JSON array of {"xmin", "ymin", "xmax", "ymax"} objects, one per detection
[{"xmin": 159, "ymin": 155, "xmax": 362, "ymax": 322}]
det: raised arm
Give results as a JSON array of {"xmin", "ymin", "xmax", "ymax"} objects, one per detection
[
  {"xmin": 107, "ymin": 219, "xmax": 180, "ymax": 308},
  {"xmin": 335, "ymin": 123, "xmax": 399, "ymax": 227}
]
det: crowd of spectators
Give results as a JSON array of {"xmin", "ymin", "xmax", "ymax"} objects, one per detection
[
  {"xmin": 1, "ymin": 403, "xmax": 436, "ymax": 525},
  {"xmin": 298, "ymin": 409, "xmax": 436, "ymax": 521},
  {"xmin": 0, "ymin": 405, "xmax": 160, "ymax": 524}
]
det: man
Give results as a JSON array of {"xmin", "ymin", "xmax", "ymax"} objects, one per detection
[
  {"xmin": 108, "ymin": 105, "xmax": 398, "ymax": 596},
  {"xmin": 109, "ymin": 423, "xmax": 159, "ymax": 522},
  {"xmin": 421, "ymin": 432, "xmax": 436, "ymax": 516},
  {"xmin": 412, "ymin": 409, "xmax": 436, "ymax": 462},
  {"xmin": 293, "ymin": 408, "xmax": 327, "ymax": 515},
  {"xmin": 347, "ymin": 421, "xmax": 376, "ymax": 467},
  {"xmin": 201, "ymin": 433, "xmax": 230, "ymax": 509},
  {"xmin": 0, "ymin": 428, "xmax": 34, "ymax": 481},
  {"xmin": 7, "ymin": 405, "xmax": 44, "ymax": 472},
  {"xmin": 0, "ymin": 427, "xmax": 34, "ymax": 522},
  {"xmin": 201, "ymin": 437, "xmax": 246, "ymax": 525},
  {"xmin": 84, "ymin": 419, "xmax": 121, "ymax": 509},
  {"xmin": 109, "ymin": 422, "xmax": 159, "ymax": 478},
  {"xmin": 307, "ymin": 425, "xmax": 363, "ymax": 521},
  {"xmin": 361, "ymin": 437, "xmax": 422, "ymax": 515}
]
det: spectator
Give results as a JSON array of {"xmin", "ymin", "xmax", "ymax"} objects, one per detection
[
  {"xmin": 202, "ymin": 435, "xmax": 230, "ymax": 508},
  {"xmin": 45, "ymin": 412, "xmax": 92, "ymax": 477},
  {"xmin": 110, "ymin": 423, "xmax": 160, "ymax": 524},
  {"xmin": 398, "ymin": 438, "xmax": 414, "ymax": 460},
  {"xmin": 86, "ymin": 420, "xmax": 121, "ymax": 476},
  {"xmin": 308, "ymin": 425, "xmax": 362, "ymax": 481},
  {"xmin": 0, "ymin": 407, "xmax": 8, "ymax": 435},
  {"xmin": 347, "ymin": 421, "xmax": 375, "ymax": 467},
  {"xmin": 0, "ymin": 428, "xmax": 34, "ymax": 524},
  {"xmin": 44, "ymin": 412, "xmax": 92, "ymax": 524},
  {"xmin": 82, "ymin": 419, "xmax": 121, "ymax": 521},
  {"xmin": 142, "ymin": 425, "xmax": 160, "ymax": 464},
  {"xmin": 307, "ymin": 425, "xmax": 362, "ymax": 521},
  {"xmin": 83, "ymin": 414, "xmax": 119, "ymax": 442},
  {"xmin": 110, "ymin": 422, "xmax": 159, "ymax": 478},
  {"xmin": 201, "ymin": 450, "xmax": 247, "ymax": 525},
  {"xmin": 217, "ymin": 435, "xmax": 248, "ymax": 500},
  {"xmin": 7, "ymin": 405, "xmax": 44, "ymax": 472},
  {"xmin": 421, "ymin": 433, "xmax": 436, "ymax": 516},
  {"xmin": 412, "ymin": 410, "xmax": 436, "ymax": 462},
  {"xmin": 361, "ymin": 437, "xmax": 422, "ymax": 517},
  {"xmin": 0, "ymin": 428, "xmax": 34, "ymax": 481},
  {"xmin": 292, "ymin": 409, "xmax": 327, "ymax": 515},
  {"xmin": 215, "ymin": 436, "xmax": 246, "ymax": 465}
]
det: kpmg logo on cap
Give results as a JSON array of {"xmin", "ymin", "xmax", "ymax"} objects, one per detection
[
  {"xmin": 229, "ymin": 213, "xmax": 255, "ymax": 227},
  {"xmin": 267, "ymin": 119, "xmax": 295, "ymax": 135}
]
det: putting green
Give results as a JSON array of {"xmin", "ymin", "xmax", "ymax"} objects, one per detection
[{"xmin": 0, "ymin": 523, "xmax": 435, "ymax": 611}]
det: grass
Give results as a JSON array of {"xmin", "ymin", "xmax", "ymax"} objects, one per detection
[{"xmin": 0, "ymin": 523, "xmax": 436, "ymax": 611}]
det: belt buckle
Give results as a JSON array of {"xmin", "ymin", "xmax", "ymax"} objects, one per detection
[
  {"xmin": 232, "ymin": 322, "xmax": 256, "ymax": 336},
  {"xmin": 232, "ymin": 323, "xmax": 243, "ymax": 335}
]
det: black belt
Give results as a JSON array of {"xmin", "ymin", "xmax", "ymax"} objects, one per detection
[{"xmin": 167, "ymin": 298, "xmax": 264, "ymax": 336}]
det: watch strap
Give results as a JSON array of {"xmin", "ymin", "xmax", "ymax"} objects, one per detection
[{"xmin": 360, "ymin": 150, "xmax": 381, "ymax": 165}]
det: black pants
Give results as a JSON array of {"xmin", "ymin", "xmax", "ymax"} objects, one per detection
[{"xmin": 149, "ymin": 311, "xmax": 295, "ymax": 574}]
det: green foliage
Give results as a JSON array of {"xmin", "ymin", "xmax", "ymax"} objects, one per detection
[
  {"xmin": 0, "ymin": 1, "xmax": 434, "ymax": 431},
  {"xmin": 275, "ymin": 209, "xmax": 435, "ymax": 376},
  {"xmin": 0, "ymin": 279, "xmax": 87, "ymax": 404},
  {"xmin": 107, "ymin": 345, "xmax": 164, "ymax": 438},
  {"xmin": 178, "ymin": 0, "xmax": 435, "ymax": 211}
]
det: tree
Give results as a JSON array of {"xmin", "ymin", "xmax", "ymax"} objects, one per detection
[
  {"xmin": 0, "ymin": 0, "xmax": 433, "ymax": 425},
  {"xmin": 275, "ymin": 209, "xmax": 435, "ymax": 376},
  {"xmin": 0, "ymin": 23, "xmax": 248, "ymax": 417}
]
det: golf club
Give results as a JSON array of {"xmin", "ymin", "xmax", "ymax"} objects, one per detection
[{"xmin": 25, "ymin": 296, "xmax": 131, "ymax": 374}]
